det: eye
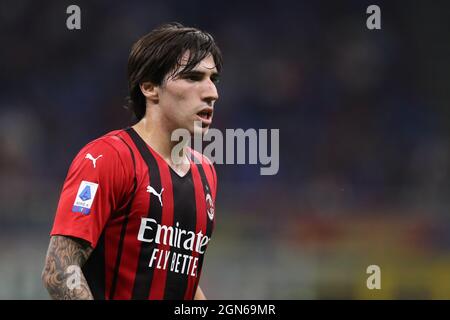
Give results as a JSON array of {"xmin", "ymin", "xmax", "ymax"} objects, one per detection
[{"xmin": 211, "ymin": 77, "xmax": 220, "ymax": 84}]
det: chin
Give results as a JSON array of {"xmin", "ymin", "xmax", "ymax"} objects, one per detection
[{"xmin": 192, "ymin": 123, "xmax": 210, "ymax": 136}]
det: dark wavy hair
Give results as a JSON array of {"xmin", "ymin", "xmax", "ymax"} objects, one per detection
[{"xmin": 126, "ymin": 22, "xmax": 223, "ymax": 121}]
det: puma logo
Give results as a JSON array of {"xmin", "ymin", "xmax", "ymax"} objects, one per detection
[
  {"xmin": 146, "ymin": 185, "xmax": 164, "ymax": 207},
  {"xmin": 85, "ymin": 153, "xmax": 103, "ymax": 168}
]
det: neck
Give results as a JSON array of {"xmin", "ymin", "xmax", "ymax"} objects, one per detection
[{"xmin": 132, "ymin": 113, "xmax": 188, "ymax": 166}]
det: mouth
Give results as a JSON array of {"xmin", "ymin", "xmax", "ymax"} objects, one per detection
[{"xmin": 196, "ymin": 108, "xmax": 213, "ymax": 124}]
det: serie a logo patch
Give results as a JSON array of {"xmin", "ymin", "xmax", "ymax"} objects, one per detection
[{"xmin": 72, "ymin": 180, "xmax": 99, "ymax": 214}]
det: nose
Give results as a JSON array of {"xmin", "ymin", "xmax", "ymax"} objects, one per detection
[{"xmin": 201, "ymin": 79, "xmax": 219, "ymax": 106}]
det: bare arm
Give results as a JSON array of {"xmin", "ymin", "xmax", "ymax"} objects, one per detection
[
  {"xmin": 194, "ymin": 285, "xmax": 207, "ymax": 300},
  {"xmin": 41, "ymin": 235, "xmax": 94, "ymax": 300}
]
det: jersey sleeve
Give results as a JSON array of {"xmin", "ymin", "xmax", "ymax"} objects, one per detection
[{"xmin": 50, "ymin": 138, "xmax": 132, "ymax": 248}]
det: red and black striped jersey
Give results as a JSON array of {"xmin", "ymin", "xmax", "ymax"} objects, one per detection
[{"xmin": 50, "ymin": 127, "xmax": 217, "ymax": 300}]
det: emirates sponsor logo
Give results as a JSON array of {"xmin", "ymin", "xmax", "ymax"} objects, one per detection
[{"xmin": 137, "ymin": 218, "xmax": 210, "ymax": 277}]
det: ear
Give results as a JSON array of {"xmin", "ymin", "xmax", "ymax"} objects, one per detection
[{"xmin": 140, "ymin": 81, "xmax": 159, "ymax": 103}]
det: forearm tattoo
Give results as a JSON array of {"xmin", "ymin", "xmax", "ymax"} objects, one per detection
[{"xmin": 42, "ymin": 235, "xmax": 94, "ymax": 300}]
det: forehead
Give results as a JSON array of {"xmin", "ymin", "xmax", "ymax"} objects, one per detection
[{"xmin": 178, "ymin": 51, "xmax": 218, "ymax": 73}]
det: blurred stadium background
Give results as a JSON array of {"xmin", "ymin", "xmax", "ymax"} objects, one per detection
[{"xmin": 1, "ymin": 0, "xmax": 450, "ymax": 299}]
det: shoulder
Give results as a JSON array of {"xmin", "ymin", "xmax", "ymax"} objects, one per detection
[
  {"xmin": 85, "ymin": 129, "xmax": 130, "ymax": 155},
  {"xmin": 188, "ymin": 147, "xmax": 215, "ymax": 170},
  {"xmin": 188, "ymin": 147, "xmax": 217, "ymax": 191},
  {"xmin": 69, "ymin": 129, "xmax": 135, "ymax": 174},
  {"xmin": 85, "ymin": 129, "xmax": 133, "ymax": 161}
]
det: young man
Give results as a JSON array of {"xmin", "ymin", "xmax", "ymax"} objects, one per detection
[{"xmin": 42, "ymin": 22, "xmax": 222, "ymax": 300}]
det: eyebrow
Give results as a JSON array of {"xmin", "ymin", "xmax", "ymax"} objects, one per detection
[{"xmin": 179, "ymin": 70, "xmax": 220, "ymax": 78}]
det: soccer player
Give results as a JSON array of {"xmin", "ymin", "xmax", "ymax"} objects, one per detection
[{"xmin": 41, "ymin": 22, "xmax": 221, "ymax": 300}]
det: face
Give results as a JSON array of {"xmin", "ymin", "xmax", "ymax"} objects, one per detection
[{"xmin": 157, "ymin": 52, "xmax": 220, "ymax": 135}]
